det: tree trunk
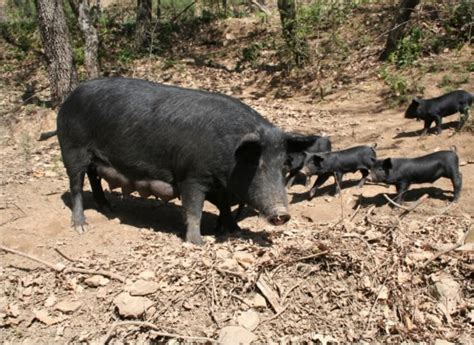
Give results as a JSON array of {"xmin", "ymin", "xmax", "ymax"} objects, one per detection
[
  {"xmin": 156, "ymin": 0, "xmax": 161, "ymax": 20},
  {"xmin": 194, "ymin": 0, "xmax": 203, "ymax": 17},
  {"xmin": 35, "ymin": 0, "xmax": 78, "ymax": 107},
  {"xmin": 135, "ymin": 0, "xmax": 152, "ymax": 50},
  {"xmin": 277, "ymin": 0, "xmax": 308, "ymax": 66},
  {"xmin": 380, "ymin": 0, "xmax": 421, "ymax": 61},
  {"xmin": 69, "ymin": 0, "xmax": 100, "ymax": 79}
]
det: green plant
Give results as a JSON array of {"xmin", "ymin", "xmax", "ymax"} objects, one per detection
[
  {"xmin": 380, "ymin": 67, "xmax": 424, "ymax": 106},
  {"xmin": 389, "ymin": 27, "xmax": 423, "ymax": 68},
  {"xmin": 437, "ymin": 74, "xmax": 470, "ymax": 92}
]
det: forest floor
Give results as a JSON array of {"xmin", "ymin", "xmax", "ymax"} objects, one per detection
[{"xmin": 1, "ymin": 16, "xmax": 473, "ymax": 344}]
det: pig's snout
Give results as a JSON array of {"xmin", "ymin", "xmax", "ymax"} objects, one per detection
[
  {"xmin": 300, "ymin": 166, "xmax": 310, "ymax": 177},
  {"xmin": 267, "ymin": 207, "xmax": 290, "ymax": 226}
]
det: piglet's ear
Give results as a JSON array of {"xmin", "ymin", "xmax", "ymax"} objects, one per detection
[
  {"xmin": 382, "ymin": 158, "xmax": 392, "ymax": 170},
  {"xmin": 312, "ymin": 153, "xmax": 325, "ymax": 164},
  {"xmin": 235, "ymin": 133, "xmax": 262, "ymax": 165},
  {"xmin": 286, "ymin": 133, "xmax": 317, "ymax": 153}
]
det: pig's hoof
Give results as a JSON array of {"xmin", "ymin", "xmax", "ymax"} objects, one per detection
[
  {"xmin": 72, "ymin": 221, "xmax": 88, "ymax": 234},
  {"xmin": 186, "ymin": 233, "xmax": 204, "ymax": 246}
]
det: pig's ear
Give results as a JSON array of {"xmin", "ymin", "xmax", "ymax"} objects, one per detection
[
  {"xmin": 412, "ymin": 96, "xmax": 420, "ymax": 103},
  {"xmin": 382, "ymin": 158, "xmax": 392, "ymax": 170},
  {"xmin": 235, "ymin": 133, "xmax": 262, "ymax": 164},
  {"xmin": 312, "ymin": 153, "xmax": 325, "ymax": 164},
  {"xmin": 285, "ymin": 134, "xmax": 317, "ymax": 153}
]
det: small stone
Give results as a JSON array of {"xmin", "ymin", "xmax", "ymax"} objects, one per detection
[
  {"xmin": 237, "ymin": 309, "xmax": 259, "ymax": 331},
  {"xmin": 84, "ymin": 275, "xmax": 110, "ymax": 288},
  {"xmin": 434, "ymin": 340, "xmax": 455, "ymax": 345},
  {"xmin": 113, "ymin": 293, "xmax": 153, "ymax": 318},
  {"xmin": 234, "ymin": 251, "xmax": 255, "ymax": 268},
  {"xmin": 33, "ymin": 309, "xmax": 60, "ymax": 325},
  {"xmin": 44, "ymin": 294, "xmax": 57, "ymax": 307},
  {"xmin": 55, "ymin": 300, "xmax": 82, "ymax": 313},
  {"xmin": 126, "ymin": 280, "xmax": 159, "ymax": 296},
  {"xmin": 138, "ymin": 271, "xmax": 155, "ymax": 281},
  {"xmin": 250, "ymin": 293, "xmax": 266, "ymax": 308},
  {"xmin": 22, "ymin": 287, "xmax": 33, "ymax": 297},
  {"xmin": 218, "ymin": 326, "xmax": 257, "ymax": 345}
]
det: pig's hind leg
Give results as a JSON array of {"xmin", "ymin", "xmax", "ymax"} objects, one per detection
[
  {"xmin": 87, "ymin": 165, "xmax": 112, "ymax": 213},
  {"xmin": 394, "ymin": 181, "xmax": 410, "ymax": 203},
  {"xmin": 63, "ymin": 147, "xmax": 91, "ymax": 234}
]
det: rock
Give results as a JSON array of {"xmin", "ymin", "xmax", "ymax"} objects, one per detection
[
  {"xmin": 84, "ymin": 275, "xmax": 110, "ymax": 288},
  {"xmin": 219, "ymin": 258, "xmax": 241, "ymax": 271},
  {"xmin": 434, "ymin": 340, "xmax": 455, "ymax": 345},
  {"xmin": 250, "ymin": 293, "xmax": 267, "ymax": 308},
  {"xmin": 113, "ymin": 293, "xmax": 153, "ymax": 318},
  {"xmin": 218, "ymin": 326, "xmax": 257, "ymax": 345},
  {"xmin": 138, "ymin": 271, "xmax": 156, "ymax": 281},
  {"xmin": 55, "ymin": 300, "xmax": 82, "ymax": 313},
  {"xmin": 237, "ymin": 309, "xmax": 259, "ymax": 331},
  {"xmin": 126, "ymin": 280, "xmax": 159, "ymax": 296},
  {"xmin": 44, "ymin": 294, "xmax": 56, "ymax": 307},
  {"xmin": 234, "ymin": 251, "xmax": 255, "ymax": 269},
  {"xmin": 33, "ymin": 309, "xmax": 60, "ymax": 325}
]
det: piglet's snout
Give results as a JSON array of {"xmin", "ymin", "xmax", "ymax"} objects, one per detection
[
  {"xmin": 300, "ymin": 166, "xmax": 310, "ymax": 176},
  {"xmin": 267, "ymin": 206, "xmax": 291, "ymax": 226}
]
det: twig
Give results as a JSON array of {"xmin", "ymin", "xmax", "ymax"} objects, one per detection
[
  {"xmin": 342, "ymin": 233, "xmax": 371, "ymax": 250},
  {"xmin": 54, "ymin": 247, "xmax": 78, "ymax": 263},
  {"xmin": 281, "ymin": 283, "xmax": 300, "ymax": 305},
  {"xmin": 0, "ymin": 244, "xmax": 125, "ymax": 282},
  {"xmin": 258, "ymin": 304, "xmax": 289, "ymax": 326},
  {"xmin": 291, "ymin": 251, "xmax": 329, "ymax": 263},
  {"xmin": 349, "ymin": 204, "xmax": 361, "ymax": 222},
  {"xmin": 171, "ymin": 1, "xmax": 196, "ymax": 23},
  {"xmin": 215, "ymin": 267, "xmax": 248, "ymax": 281},
  {"xmin": 363, "ymin": 261, "xmax": 397, "ymax": 334},
  {"xmin": 101, "ymin": 321, "xmax": 217, "ymax": 345},
  {"xmin": 421, "ymin": 225, "xmax": 471, "ymax": 268},
  {"xmin": 230, "ymin": 293, "xmax": 252, "ymax": 307},
  {"xmin": 383, "ymin": 193, "xmax": 428, "ymax": 213}
]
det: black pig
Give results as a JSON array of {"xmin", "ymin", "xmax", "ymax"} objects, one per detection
[
  {"xmin": 405, "ymin": 90, "xmax": 473, "ymax": 136},
  {"xmin": 301, "ymin": 144, "xmax": 377, "ymax": 199},
  {"xmin": 57, "ymin": 78, "xmax": 316, "ymax": 245},
  {"xmin": 285, "ymin": 134, "xmax": 332, "ymax": 187},
  {"xmin": 368, "ymin": 149, "xmax": 462, "ymax": 202}
]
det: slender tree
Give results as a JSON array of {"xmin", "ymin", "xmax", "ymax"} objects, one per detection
[
  {"xmin": 277, "ymin": 0, "xmax": 308, "ymax": 66},
  {"xmin": 380, "ymin": 0, "xmax": 421, "ymax": 60},
  {"xmin": 69, "ymin": 0, "xmax": 100, "ymax": 79},
  {"xmin": 135, "ymin": 0, "xmax": 152, "ymax": 50},
  {"xmin": 35, "ymin": 0, "xmax": 78, "ymax": 106}
]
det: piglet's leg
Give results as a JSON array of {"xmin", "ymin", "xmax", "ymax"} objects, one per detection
[
  {"xmin": 457, "ymin": 107, "xmax": 470, "ymax": 131},
  {"xmin": 358, "ymin": 169, "xmax": 369, "ymax": 188},
  {"xmin": 452, "ymin": 172, "xmax": 462, "ymax": 202},
  {"xmin": 420, "ymin": 119, "xmax": 432, "ymax": 137},
  {"xmin": 308, "ymin": 173, "xmax": 331, "ymax": 200},
  {"xmin": 333, "ymin": 172, "xmax": 343, "ymax": 196},
  {"xmin": 433, "ymin": 115, "xmax": 442, "ymax": 135},
  {"xmin": 395, "ymin": 181, "xmax": 410, "ymax": 203}
]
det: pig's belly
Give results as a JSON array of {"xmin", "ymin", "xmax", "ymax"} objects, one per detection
[{"xmin": 95, "ymin": 165, "xmax": 178, "ymax": 202}]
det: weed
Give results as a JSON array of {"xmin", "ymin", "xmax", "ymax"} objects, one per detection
[
  {"xmin": 19, "ymin": 133, "xmax": 33, "ymax": 163},
  {"xmin": 380, "ymin": 67, "xmax": 424, "ymax": 106},
  {"xmin": 389, "ymin": 27, "xmax": 423, "ymax": 68},
  {"xmin": 437, "ymin": 74, "xmax": 470, "ymax": 92}
]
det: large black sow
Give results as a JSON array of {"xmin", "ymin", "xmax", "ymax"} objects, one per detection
[{"xmin": 57, "ymin": 77, "xmax": 315, "ymax": 245}]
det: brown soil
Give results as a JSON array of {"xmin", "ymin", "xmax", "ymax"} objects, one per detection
[{"xmin": 1, "ymin": 24, "xmax": 473, "ymax": 344}]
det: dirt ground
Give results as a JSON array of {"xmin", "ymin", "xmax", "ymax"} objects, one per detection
[{"xmin": 1, "ymin": 42, "xmax": 473, "ymax": 343}]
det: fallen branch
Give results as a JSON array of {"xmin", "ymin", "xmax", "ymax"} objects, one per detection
[
  {"xmin": 0, "ymin": 244, "xmax": 125, "ymax": 282},
  {"xmin": 102, "ymin": 321, "xmax": 217, "ymax": 345},
  {"xmin": 383, "ymin": 193, "xmax": 428, "ymax": 213},
  {"xmin": 215, "ymin": 267, "xmax": 248, "ymax": 281},
  {"xmin": 421, "ymin": 225, "xmax": 471, "ymax": 268}
]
